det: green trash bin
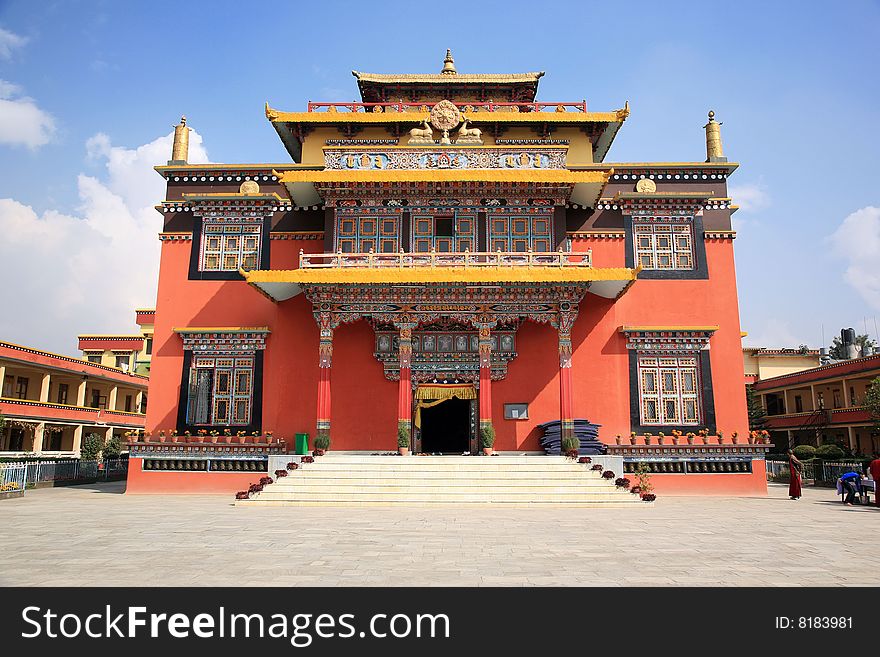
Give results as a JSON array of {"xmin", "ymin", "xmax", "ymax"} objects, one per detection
[{"xmin": 294, "ymin": 433, "xmax": 309, "ymax": 455}]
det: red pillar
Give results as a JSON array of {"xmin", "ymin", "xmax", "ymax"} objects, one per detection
[
  {"xmin": 398, "ymin": 327, "xmax": 413, "ymax": 428},
  {"xmin": 558, "ymin": 323, "xmax": 575, "ymax": 446},
  {"xmin": 478, "ymin": 326, "xmax": 492, "ymax": 429},
  {"xmin": 316, "ymin": 328, "xmax": 333, "ymax": 438}
]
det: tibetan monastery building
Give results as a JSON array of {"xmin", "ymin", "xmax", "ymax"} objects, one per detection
[{"xmin": 133, "ymin": 52, "xmax": 768, "ymax": 495}]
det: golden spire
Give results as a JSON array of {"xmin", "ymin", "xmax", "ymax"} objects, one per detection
[
  {"xmin": 170, "ymin": 115, "xmax": 190, "ymax": 164},
  {"xmin": 704, "ymin": 110, "xmax": 726, "ymax": 162},
  {"xmin": 441, "ymin": 49, "xmax": 457, "ymax": 75}
]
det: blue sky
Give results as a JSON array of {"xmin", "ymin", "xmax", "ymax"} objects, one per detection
[{"xmin": 0, "ymin": 0, "xmax": 879, "ymax": 355}]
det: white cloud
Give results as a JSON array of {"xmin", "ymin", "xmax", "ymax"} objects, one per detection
[
  {"xmin": 744, "ymin": 318, "xmax": 812, "ymax": 350},
  {"xmin": 729, "ymin": 182, "xmax": 770, "ymax": 213},
  {"xmin": 0, "ymin": 27, "xmax": 27, "ymax": 60},
  {"xmin": 0, "ymin": 79, "xmax": 55, "ymax": 148},
  {"xmin": 829, "ymin": 205, "xmax": 880, "ymax": 311},
  {"xmin": 0, "ymin": 130, "xmax": 210, "ymax": 355}
]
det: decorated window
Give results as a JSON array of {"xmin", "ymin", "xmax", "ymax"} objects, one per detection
[
  {"xmin": 186, "ymin": 356, "xmax": 254, "ymax": 426},
  {"xmin": 200, "ymin": 219, "xmax": 262, "ymax": 271},
  {"xmin": 633, "ymin": 220, "xmax": 694, "ymax": 270},
  {"xmin": 489, "ymin": 214, "xmax": 553, "ymax": 252},
  {"xmin": 336, "ymin": 215, "xmax": 400, "ymax": 254},
  {"xmin": 411, "ymin": 211, "xmax": 476, "ymax": 253},
  {"xmin": 638, "ymin": 356, "xmax": 701, "ymax": 425}
]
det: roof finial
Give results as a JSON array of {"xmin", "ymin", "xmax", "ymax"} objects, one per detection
[
  {"xmin": 170, "ymin": 115, "xmax": 190, "ymax": 164},
  {"xmin": 441, "ymin": 48, "xmax": 457, "ymax": 75},
  {"xmin": 704, "ymin": 110, "xmax": 726, "ymax": 163}
]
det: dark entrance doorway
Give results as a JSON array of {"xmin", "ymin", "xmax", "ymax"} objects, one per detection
[{"xmin": 420, "ymin": 397, "xmax": 471, "ymax": 454}]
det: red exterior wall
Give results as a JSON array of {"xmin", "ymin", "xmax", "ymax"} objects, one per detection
[
  {"xmin": 143, "ymin": 201, "xmax": 753, "ymax": 495},
  {"xmin": 126, "ymin": 458, "xmax": 257, "ymax": 494}
]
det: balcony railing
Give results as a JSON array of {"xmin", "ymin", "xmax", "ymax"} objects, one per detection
[
  {"xmin": 299, "ymin": 249, "xmax": 592, "ymax": 269},
  {"xmin": 306, "ymin": 101, "xmax": 588, "ymax": 113}
]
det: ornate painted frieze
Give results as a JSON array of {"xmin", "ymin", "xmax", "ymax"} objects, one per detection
[
  {"xmin": 324, "ymin": 147, "xmax": 567, "ymax": 171},
  {"xmin": 176, "ymin": 329, "xmax": 270, "ymax": 353},
  {"xmin": 620, "ymin": 327, "xmax": 716, "ymax": 354}
]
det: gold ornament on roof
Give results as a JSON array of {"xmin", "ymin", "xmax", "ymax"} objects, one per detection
[
  {"xmin": 704, "ymin": 110, "xmax": 726, "ymax": 162},
  {"xmin": 430, "ymin": 100, "xmax": 461, "ymax": 131},
  {"xmin": 170, "ymin": 115, "xmax": 190, "ymax": 163},
  {"xmin": 407, "ymin": 118, "xmax": 434, "ymax": 145},
  {"xmin": 635, "ymin": 178, "xmax": 656, "ymax": 193},
  {"xmin": 454, "ymin": 118, "xmax": 482, "ymax": 145},
  {"xmin": 239, "ymin": 180, "xmax": 260, "ymax": 194},
  {"xmin": 441, "ymin": 49, "xmax": 457, "ymax": 75}
]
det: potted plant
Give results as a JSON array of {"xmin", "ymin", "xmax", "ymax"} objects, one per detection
[
  {"xmin": 480, "ymin": 423, "xmax": 495, "ymax": 456},
  {"xmin": 699, "ymin": 428, "xmax": 710, "ymax": 445},
  {"xmin": 747, "ymin": 430, "xmax": 756, "ymax": 445},
  {"xmin": 561, "ymin": 434, "xmax": 579, "ymax": 458},
  {"xmin": 314, "ymin": 431, "xmax": 330, "ymax": 456},
  {"xmin": 398, "ymin": 422, "xmax": 411, "ymax": 456},
  {"xmin": 643, "ymin": 432, "xmax": 653, "ymax": 445},
  {"xmin": 717, "ymin": 430, "xmax": 725, "ymax": 445},
  {"xmin": 615, "ymin": 477, "xmax": 631, "ymax": 489},
  {"xmin": 686, "ymin": 432, "xmax": 695, "ymax": 445},
  {"xmin": 657, "ymin": 432, "xmax": 665, "ymax": 445},
  {"xmin": 671, "ymin": 429, "xmax": 681, "ymax": 445},
  {"xmin": 731, "ymin": 431, "xmax": 738, "ymax": 445},
  {"xmin": 209, "ymin": 430, "xmax": 220, "ymax": 444},
  {"xmin": 760, "ymin": 430, "xmax": 770, "ymax": 445},
  {"xmin": 634, "ymin": 462, "xmax": 655, "ymax": 501},
  {"xmin": 629, "ymin": 431, "xmax": 638, "ymax": 445},
  {"xmin": 615, "ymin": 434, "xmax": 622, "ymax": 445}
]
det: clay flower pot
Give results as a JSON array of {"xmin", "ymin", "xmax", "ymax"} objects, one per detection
[{"xmin": 399, "ymin": 447, "xmax": 410, "ymax": 456}]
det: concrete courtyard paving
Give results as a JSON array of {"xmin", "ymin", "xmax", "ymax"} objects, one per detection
[{"xmin": 1, "ymin": 482, "xmax": 878, "ymax": 586}]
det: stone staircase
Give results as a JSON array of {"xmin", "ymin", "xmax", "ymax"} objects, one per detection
[{"xmin": 237, "ymin": 454, "xmax": 647, "ymax": 507}]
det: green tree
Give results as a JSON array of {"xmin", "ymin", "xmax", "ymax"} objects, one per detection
[
  {"xmin": 102, "ymin": 435, "xmax": 123, "ymax": 460},
  {"xmin": 829, "ymin": 333, "xmax": 876, "ymax": 359},
  {"xmin": 865, "ymin": 376, "xmax": 880, "ymax": 434},
  {"xmin": 746, "ymin": 385, "xmax": 766, "ymax": 431},
  {"xmin": 80, "ymin": 433, "xmax": 103, "ymax": 461}
]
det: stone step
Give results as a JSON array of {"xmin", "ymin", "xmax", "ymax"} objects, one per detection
[
  {"xmin": 239, "ymin": 499, "xmax": 647, "ymax": 508},
  {"xmin": 285, "ymin": 468, "xmax": 606, "ymax": 479},
  {"xmin": 289, "ymin": 463, "xmax": 601, "ymax": 473},
  {"xmin": 247, "ymin": 490, "xmax": 637, "ymax": 503},
  {"xmin": 311, "ymin": 455, "xmax": 571, "ymax": 463},
  {"xmin": 271, "ymin": 483, "xmax": 621, "ymax": 494},
  {"xmin": 275, "ymin": 475, "xmax": 611, "ymax": 485}
]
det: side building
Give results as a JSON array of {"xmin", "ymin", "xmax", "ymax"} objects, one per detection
[
  {"xmin": 0, "ymin": 340, "xmax": 147, "ymax": 456},
  {"xmin": 754, "ymin": 354, "xmax": 880, "ymax": 455}
]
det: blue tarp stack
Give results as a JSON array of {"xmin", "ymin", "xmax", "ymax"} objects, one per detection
[{"xmin": 537, "ymin": 419, "xmax": 606, "ymax": 455}]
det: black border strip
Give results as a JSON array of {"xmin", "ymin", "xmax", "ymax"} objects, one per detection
[
  {"xmin": 175, "ymin": 350, "xmax": 264, "ymax": 434},
  {"xmin": 624, "ymin": 214, "xmax": 709, "ymax": 279},
  {"xmin": 628, "ymin": 350, "xmax": 717, "ymax": 434}
]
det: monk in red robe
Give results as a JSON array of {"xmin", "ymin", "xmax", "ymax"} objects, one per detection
[
  {"xmin": 788, "ymin": 449, "xmax": 803, "ymax": 500},
  {"xmin": 869, "ymin": 457, "xmax": 880, "ymax": 507}
]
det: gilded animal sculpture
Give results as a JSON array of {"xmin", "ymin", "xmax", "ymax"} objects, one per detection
[
  {"xmin": 454, "ymin": 118, "xmax": 482, "ymax": 145},
  {"xmin": 408, "ymin": 119, "xmax": 434, "ymax": 145}
]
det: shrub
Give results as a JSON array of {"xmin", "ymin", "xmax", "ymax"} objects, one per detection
[
  {"xmin": 479, "ymin": 423, "xmax": 495, "ymax": 449},
  {"xmin": 314, "ymin": 432, "xmax": 330, "ymax": 450},
  {"xmin": 602, "ymin": 470, "xmax": 615, "ymax": 479},
  {"xmin": 397, "ymin": 422, "xmax": 411, "ymax": 449},
  {"xmin": 578, "ymin": 456, "xmax": 592, "ymax": 464},
  {"xmin": 235, "ymin": 491, "xmax": 249, "ymax": 500},
  {"xmin": 80, "ymin": 433, "xmax": 103, "ymax": 461},
  {"xmin": 815, "ymin": 443, "xmax": 845, "ymax": 460},
  {"xmin": 615, "ymin": 477, "xmax": 631, "ymax": 489},
  {"xmin": 301, "ymin": 455, "xmax": 315, "ymax": 464},
  {"xmin": 102, "ymin": 435, "xmax": 123, "ymax": 460},
  {"xmin": 792, "ymin": 444, "xmax": 817, "ymax": 460},
  {"xmin": 641, "ymin": 493, "xmax": 657, "ymax": 502},
  {"xmin": 591, "ymin": 464, "xmax": 603, "ymax": 471},
  {"xmin": 561, "ymin": 434, "xmax": 579, "ymax": 455},
  {"xmin": 287, "ymin": 462, "xmax": 299, "ymax": 470},
  {"xmin": 274, "ymin": 469, "xmax": 288, "ymax": 478}
]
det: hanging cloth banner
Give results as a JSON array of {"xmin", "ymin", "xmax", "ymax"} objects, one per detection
[
  {"xmin": 413, "ymin": 384, "xmax": 476, "ymax": 430},
  {"xmin": 414, "ymin": 384, "xmax": 477, "ymax": 401}
]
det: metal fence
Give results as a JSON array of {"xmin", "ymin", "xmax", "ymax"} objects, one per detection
[
  {"xmin": 766, "ymin": 460, "xmax": 866, "ymax": 483},
  {"xmin": 0, "ymin": 463, "xmax": 26, "ymax": 494},
  {"xmin": 0, "ymin": 459, "xmax": 128, "ymax": 488}
]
